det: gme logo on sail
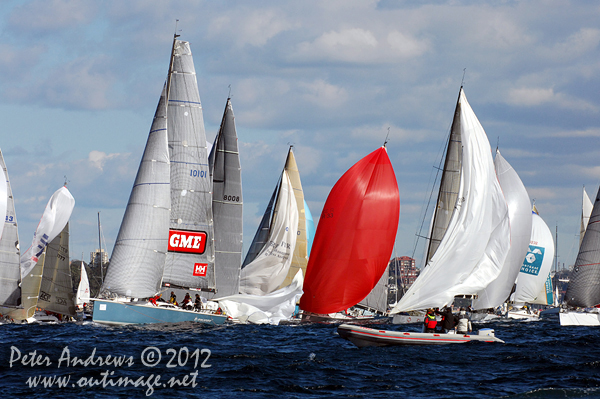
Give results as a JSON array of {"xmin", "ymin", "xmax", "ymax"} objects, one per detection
[{"xmin": 168, "ymin": 230, "xmax": 207, "ymax": 254}]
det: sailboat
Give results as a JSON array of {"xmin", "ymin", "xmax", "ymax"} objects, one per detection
[
  {"xmin": 507, "ymin": 205, "xmax": 555, "ymax": 320},
  {"xmin": 0, "ymin": 184, "xmax": 75, "ymax": 323},
  {"xmin": 208, "ymin": 97, "xmax": 243, "ymax": 298},
  {"xmin": 216, "ymin": 148, "xmax": 304, "ymax": 324},
  {"xmin": 0, "ymin": 149, "xmax": 20, "ymax": 315},
  {"xmin": 300, "ymin": 145, "xmax": 400, "ymax": 323},
  {"xmin": 560, "ymin": 185, "xmax": 600, "ymax": 326},
  {"xmin": 76, "ymin": 260, "xmax": 91, "ymax": 317},
  {"xmin": 358, "ymin": 87, "xmax": 510, "ymax": 346},
  {"xmin": 471, "ymin": 149, "xmax": 532, "ymax": 320},
  {"xmin": 93, "ymin": 35, "xmax": 228, "ymax": 326}
]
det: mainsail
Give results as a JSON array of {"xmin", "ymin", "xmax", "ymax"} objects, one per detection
[
  {"xmin": 37, "ymin": 223, "xmax": 75, "ymax": 317},
  {"xmin": 580, "ymin": 186, "xmax": 593, "ymax": 246},
  {"xmin": 565, "ymin": 185, "xmax": 600, "ymax": 307},
  {"xmin": 239, "ymin": 170, "xmax": 298, "ymax": 295},
  {"xmin": 358, "ymin": 265, "xmax": 390, "ymax": 314},
  {"xmin": 0, "ymin": 149, "xmax": 21, "ymax": 307},
  {"xmin": 278, "ymin": 149, "xmax": 308, "ymax": 288},
  {"xmin": 162, "ymin": 40, "xmax": 215, "ymax": 291},
  {"xmin": 391, "ymin": 88, "xmax": 510, "ymax": 314},
  {"xmin": 473, "ymin": 149, "xmax": 532, "ymax": 310},
  {"xmin": 512, "ymin": 208, "xmax": 555, "ymax": 304},
  {"xmin": 209, "ymin": 98, "xmax": 243, "ymax": 297},
  {"xmin": 300, "ymin": 146, "xmax": 400, "ymax": 314}
]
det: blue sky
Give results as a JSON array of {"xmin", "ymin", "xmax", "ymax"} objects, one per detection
[{"xmin": 1, "ymin": 0, "xmax": 599, "ymax": 269}]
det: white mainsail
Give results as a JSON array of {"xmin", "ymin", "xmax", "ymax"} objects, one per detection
[
  {"xmin": 391, "ymin": 88, "xmax": 511, "ymax": 313},
  {"xmin": 0, "ymin": 149, "xmax": 20, "ymax": 307},
  {"xmin": 358, "ymin": 265, "xmax": 389, "ymax": 313},
  {"xmin": 239, "ymin": 170, "xmax": 299, "ymax": 295},
  {"xmin": 512, "ymin": 210, "xmax": 555, "ymax": 304},
  {"xmin": 473, "ymin": 149, "xmax": 532, "ymax": 310},
  {"xmin": 76, "ymin": 261, "xmax": 90, "ymax": 308},
  {"xmin": 581, "ymin": 186, "xmax": 593, "ymax": 246}
]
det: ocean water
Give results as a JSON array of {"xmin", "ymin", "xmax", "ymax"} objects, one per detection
[{"xmin": 1, "ymin": 315, "xmax": 599, "ymax": 398}]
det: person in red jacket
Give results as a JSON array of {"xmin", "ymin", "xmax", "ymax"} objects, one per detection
[{"xmin": 423, "ymin": 308, "xmax": 437, "ymax": 333}]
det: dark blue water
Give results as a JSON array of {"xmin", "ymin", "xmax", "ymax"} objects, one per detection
[{"xmin": 1, "ymin": 315, "xmax": 599, "ymax": 398}]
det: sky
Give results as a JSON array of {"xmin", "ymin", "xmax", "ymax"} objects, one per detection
[{"xmin": 0, "ymin": 0, "xmax": 599, "ymax": 271}]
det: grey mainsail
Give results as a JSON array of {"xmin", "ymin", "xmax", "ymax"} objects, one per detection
[
  {"xmin": 102, "ymin": 84, "xmax": 171, "ymax": 298},
  {"xmin": 425, "ymin": 98, "xmax": 462, "ymax": 265},
  {"xmin": 209, "ymin": 98, "xmax": 243, "ymax": 297},
  {"xmin": 162, "ymin": 40, "xmax": 216, "ymax": 291},
  {"xmin": 0, "ymin": 149, "xmax": 21, "ymax": 307},
  {"xmin": 565, "ymin": 185, "xmax": 600, "ymax": 308},
  {"xmin": 242, "ymin": 182, "xmax": 278, "ymax": 268},
  {"xmin": 358, "ymin": 265, "xmax": 389, "ymax": 314},
  {"xmin": 38, "ymin": 223, "xmax": 75, "ymax": 317}
]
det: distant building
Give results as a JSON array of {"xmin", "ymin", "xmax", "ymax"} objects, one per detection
[
  {"xmin": 387, "ymin": 256, "xmax": 419, "ymax": 304},
  {"xmin": 90, "ymin": 249, "xmax": 108, "ymax": 268}
]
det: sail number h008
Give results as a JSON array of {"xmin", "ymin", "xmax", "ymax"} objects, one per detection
[{"xmin": 168, "ymin": 230, "xmax": 207, "ymax": 254}]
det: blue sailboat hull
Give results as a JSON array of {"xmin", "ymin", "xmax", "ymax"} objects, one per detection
[{"xmin": 92, "ymin": 299, "xmax": 227, "ymax": 326}]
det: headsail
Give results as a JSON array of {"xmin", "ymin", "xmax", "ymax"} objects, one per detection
[
  {"xmin": 278, "ymin": 148, "xmax": 308, "ymax": 288},
  {"xmin": 76, "ymin": 261, "xmax": 90, "ymax": 308},
  {"xmin": 473, "ymin": 149, "xmax": 532, "ymax": 310},
  {"xmin": 565, "ymin": 185, "xmax": 600, "ymax": 307},
  {"xmin": 512, "ymin": 208, "xmax": 555, "ymax": 304},
  {"xmin": 239, "ymin": 171, "xmax": 298, "ymax": 295},
  {"xmin": 391, "ymin": 88, "xmax": 510, "ymax": 314},
  {"xmin": 102, "ymin": 85, "xmax": 170, "ymax": 298},
  {"xmin": 0, "ymin": 149, "xmax": 21, "ymax": 307},
  {"xmin": 580, "ymin": 186, "xmax": 593, "ymax": 247},
  {"xmin": 209, "ymin": 98, "xmax": 243, "ymax": 297},
  {"xmin": 300, "ymin": 146, "xmax": 400, "ymax": 314}
]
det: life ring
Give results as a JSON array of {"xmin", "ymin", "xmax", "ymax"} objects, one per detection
[{"xmin": 407, "ymin": 317, "xmax": 412, "ymax": 322}]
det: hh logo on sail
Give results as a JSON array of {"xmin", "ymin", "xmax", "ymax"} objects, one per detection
[
  {"xmin": 193, "ymin": 263, "xmax": 208, "ymax": 277},
  {"xmin": 168, "ymin": 230, "xmax": 207, "ymax": 254},
  {"xmin": 520, "ymin": 245, "xmax": 544, "ymax": 276}
]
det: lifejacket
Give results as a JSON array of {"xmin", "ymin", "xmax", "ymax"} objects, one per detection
[{"xmin": 424, "ymin": 314, "xmax": 437, "ymax": 329}]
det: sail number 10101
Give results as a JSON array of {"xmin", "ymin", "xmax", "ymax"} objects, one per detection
[{"xmin": 190, "ymin": 169, "xmax": 207, "ymax": 178}]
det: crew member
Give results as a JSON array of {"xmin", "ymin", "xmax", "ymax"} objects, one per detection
[{"xmin": 423, "ymin": 308, "xmax": 437, "ymax": 333}]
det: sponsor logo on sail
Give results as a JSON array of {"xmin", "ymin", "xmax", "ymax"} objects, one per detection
[
  {"xmin": 193, "ymin": 263, "xmax": 208, "ymax": 277},
  {"xmin": 168, "ymin": 230, "xmax": 207, "ymax": 254}
]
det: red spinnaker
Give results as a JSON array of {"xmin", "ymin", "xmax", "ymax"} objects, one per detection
[{"xmin": 300, "ymin": 147, "xmax": 400, "ymax": 314}]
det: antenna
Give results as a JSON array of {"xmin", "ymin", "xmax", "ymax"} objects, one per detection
[
  {"xmin": 384, "ymin": 127, "xmax": 390, "ymax": 147},
  {"xmin": 228, "ymin": 84, "xmax": 232, "ymax": 99},
  {"xmin": 174, "ymin": 19, "xmax": 181, "ymax": 38},
  {"xmin": 461, "ymin": 68, "xmax": 466, "ymax": 87},
  {"xmin": 63, "ymin": 175, "xmax": 69, "ymax": 187},
  {"xmin": 496, "ymin": 136, "xmax": 500, "ymax": 152}
]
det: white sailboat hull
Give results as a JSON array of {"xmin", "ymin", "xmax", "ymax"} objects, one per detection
[
  {"xmin": 507, "ymin": 309, "xmax": 540, "ymax": 321},
  {"xmin": 559, "ymin": 310, "xmax": 600, "ymax": 326},
  {"xmin": 337, "ymin": 324, "xmax": 504, "ymax": 347}
]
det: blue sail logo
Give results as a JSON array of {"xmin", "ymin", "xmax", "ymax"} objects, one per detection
[{"xmin": 520, "ymin": 245, "xmax": 544, "ymax": 276}]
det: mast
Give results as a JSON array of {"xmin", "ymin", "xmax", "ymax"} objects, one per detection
[{"xmin": 98, "ymin": 211, "xmax": 103, "ymax": 285}]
